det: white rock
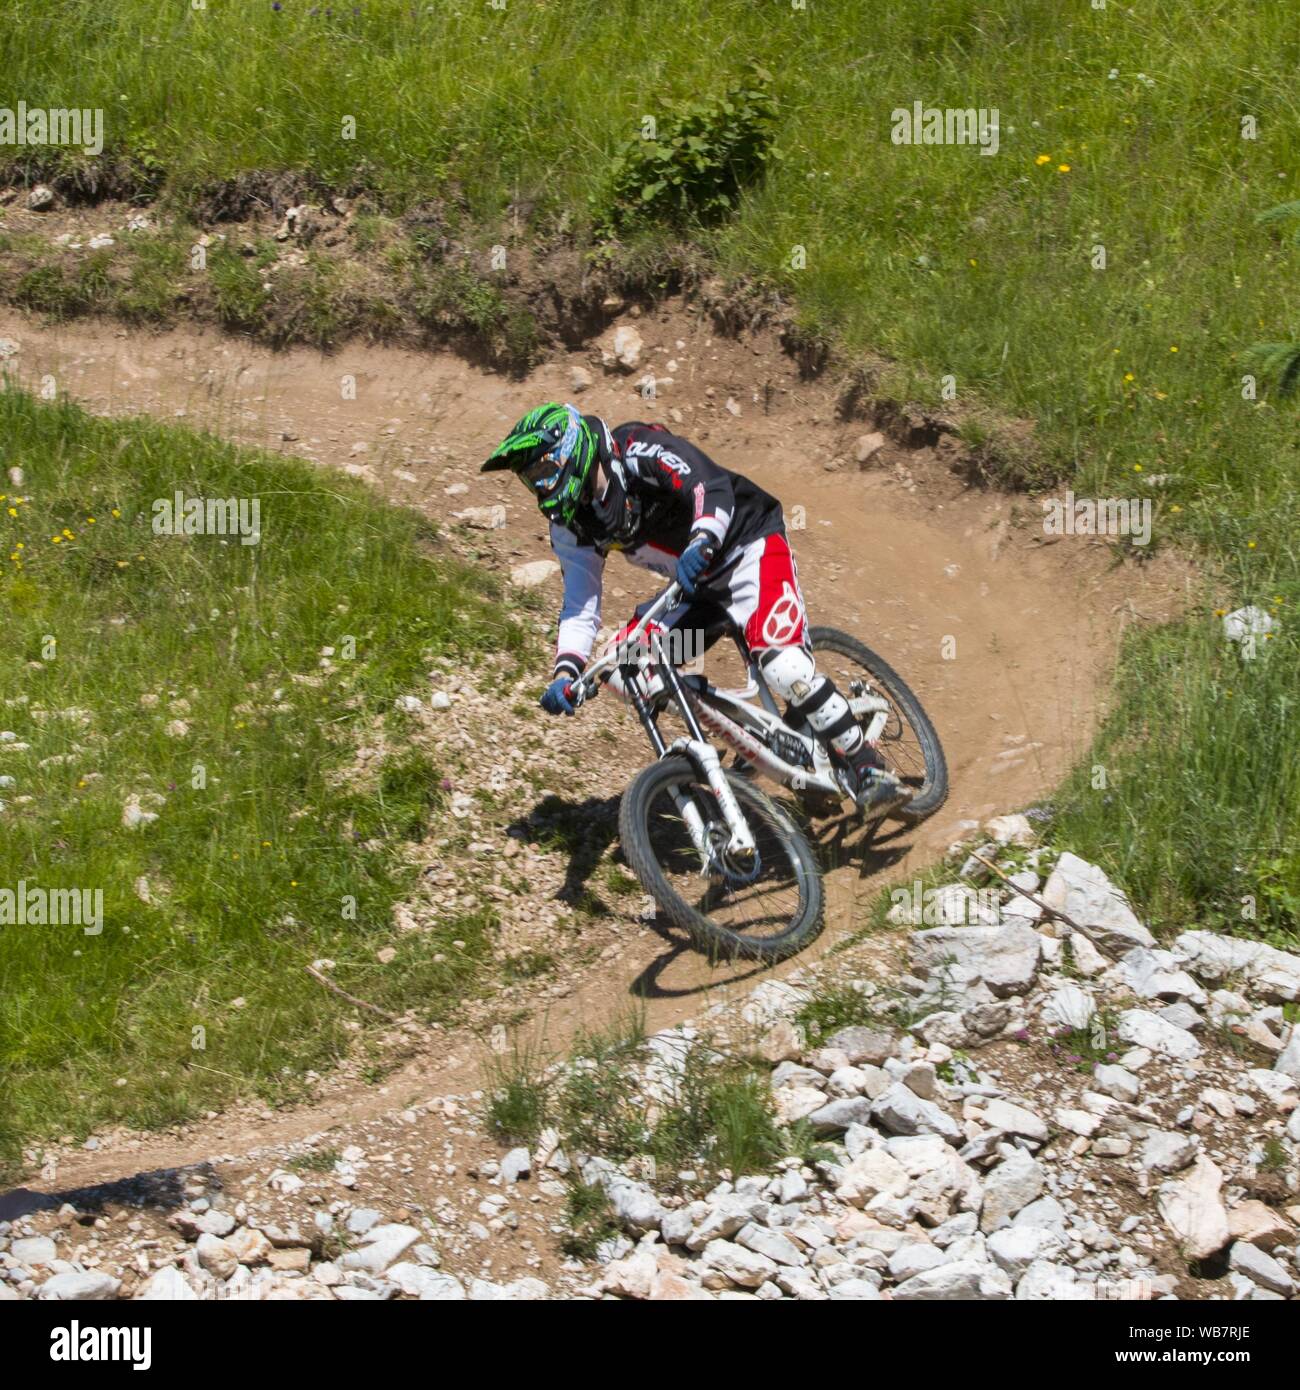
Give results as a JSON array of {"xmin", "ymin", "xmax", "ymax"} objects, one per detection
[
  {"xmin": 1247, "ymin": 1068, "xmax": 1297, "ymax": 1107},
  {"xmin": 510, "ymin": 560, "xmax": 560, "ymax": 588},
  {"xmin": 835, "ymin": 1148, "xmax": 910, "ymax": 1207},
  {"xmin": 980, "ymin": 1151, "xmax": 1045, "ymax": 1232},
  {"xmin": 1227, "ymin": 1241, "xmax": 1294, "ymax": 1296},
  {"xmin": 1172, "ymin": 930, "xmax": 1300, "ymax": 1003},
  {"xmin": 984, "ymin": 813, "xmax": 1035, "ymax": 846},
  {"xmin": 500, "ymin": 1147, "xmax": 531, "ymax": 1184},
  {"xmin": 981, "ymin": 1098, "xmax": 1049, "ymax": 1143},
  {"xmin": 1015, "ymin": 1259, "xmax": 1084, "ymax": 1300},
  {"xmin": 1141, "ymin": 1130, "xmax": 1198, "ymax": 1174},
  {"xmin": 196, "ymin": 1232, "xmax": 238, "ymax": 1280},
  {"xmin": 853, "ymin": 432, "xmax": 887, "ymax": 465},
  {"xmin": 1093, "ymin": 1064, "xmax": 1141, "ymax": 1102},
  {"xmin": 337, "ymin": 1223, "xmax": 420, "ymax": 1274},
  {"xmin": 736, "ymin": 1223, "xmax": 803, "ymax": 1267},
  {"xmin": 1274, "ymin": 1030, "xmax": 1300, "ymax": 1083},
  {"xmin": 909, "ymin": 921, "xmax": 1041, "ymax": 998},
  {"xmin": 806, "ymin": 1096, "xmax": 874, "ymax": 1134},
  {"xmin": 388, "ymin": 1264, "xmax": 467, "ymax": 1299},
  {"xmin": 1068, "ymin": 931, "xmax": 1109, "ymax": 977},
  {"xmin": 888, "ymin": 1243, "xmax": 949, "ymax": 1281},
  {"xmin": 1112, "ymin": 946, "xmax": 1207, "ymax": 1006},
  {"xmin": 1041, "ymin": 852, "xmax": 1155, "ymax": 954},
  {"xmin": 1116, "ymin": 1009, "xmax": 1201, "ymax": 1061},
  {"xmin": 826, "ymin": 1278, "xmax": 883, "ymax": 1299},
  {"xmin": 987, "ymin": 1225, "xmax": 1063, "ymax": 1278},
  {"xmin": 1158, "ymin": 1156, "xmax": 1230, "ymax": 1261},
  {"xmin": 1041, "ymin": 982, "xmax": 1095, "ymax": 1031},
  {"xmin": 1055, "ymin": 1108, "xmax": 1100, "ymax": 1138},
  {"xmin": 1222, "ymin": 605, "xmax": 1275, "ymax": 650},
  {"xmin": 773, "ymin": 1083, "xmax": 826, "ymax": 1124},
  {"xmin": 135, "ymin": 1266, "xmax": 200, "ymax": 1300},
  {"xmin": 37, "ymin": 1271, "xmax": 120, "ymax": 1300},
  {"xmin": 612, "ymin": 325, "xmax": 644, "ymax": 371},
  {"xmin": 121, "ymin": 794, "xmax": 159, "ymax": 829},
  {"xmin": 12, "ymin": 1236, "xmax": 57, "ymax": 1266},
  {"xmin": 686, "ymin": 1194, "xmax": 767, "ymax": 1250},
  {"xmin": 871, "ymin": 1083, "xmax": 963, "ymax": 1144},
  {"xmin": 702, "ymin": 1239, "xmax": 777, "ymax": 1289},
  {"xmin": 893, "ymin": 1259, "xmax": 1012, "ymax": 1301}
]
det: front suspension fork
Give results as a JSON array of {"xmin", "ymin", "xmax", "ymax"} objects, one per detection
[{"xmin": 620, "ymin": 654, "xmax": 757, "ymax": 866}]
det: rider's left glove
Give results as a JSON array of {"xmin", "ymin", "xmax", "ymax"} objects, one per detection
[
  {"xmin": 540, "ymin": 676, "xmax": 577, "ymax": 716},
  {"xmin": 676, "ymin": 533, "xmax": 717, "ymax": 597}
]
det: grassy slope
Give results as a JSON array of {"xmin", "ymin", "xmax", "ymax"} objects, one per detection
[
  {"xmin": 0, "ymin": 388, "xmax": 528, "ymax": 1160},
  {"xmin": 2, "ymin": 2, "xmax": 1297, "ymax": 929}
]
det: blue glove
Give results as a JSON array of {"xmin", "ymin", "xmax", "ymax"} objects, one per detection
[
  {"xmin": 540, "ymin": 676, "xmax": 576, "ymax": 716},
  {"xmin": 676, "ymin": 535, "xmax": 716, "ymax": 597}
]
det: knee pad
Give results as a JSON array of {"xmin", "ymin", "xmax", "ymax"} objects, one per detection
[
  {"xmin": 757, "ymin": 644, "xmax": 817, "ymax": 704},
  {"xmin": 762, "ymin": 646, "xmax": 862, "ymax": 753}
]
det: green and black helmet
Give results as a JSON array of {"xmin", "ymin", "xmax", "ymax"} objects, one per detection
[{"xmin": 481, "ymin": 402, "xmax": 600, "ymax": 528}]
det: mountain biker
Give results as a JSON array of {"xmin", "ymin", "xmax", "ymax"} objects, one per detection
[{"xmin": 481, "ymin": 402, "xmax": 909, "ymax": 816}]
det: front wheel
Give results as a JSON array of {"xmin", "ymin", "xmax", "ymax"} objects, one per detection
[
  {"xmin": 619, "ymin": 755, "xmax": 824, "ymax": 962},
  {"xmin": 809, "ymin": 627, "xmax": 949, "ymax": 823}
]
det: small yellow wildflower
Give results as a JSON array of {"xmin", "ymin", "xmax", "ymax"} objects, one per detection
[
  {"xmin": 1169, "ymin": 346, "xmax": 1178, "ymax": 353},
  {"xmin": 1057, "ymin": 164, "xmax": 1070, "ymax": 173},
  {"xmin": 1171, "ymin": 505, "xmax": 1182, "ymax": 513},
  {"xmin": 111, "ymin": 508, "xmax": 121, "ymax": 518},
  {"xmin": 1124, "ymin": 373, "xmax": 1135, "ymax": 382},
  {"xmin": 1035, "ymin": 154, "xmax": 1052, "ymax": 166},
  {"xmin": 1247, "ymin": 540, "xmax": 1257, "ymax": 549},
  {"xmin": 1134, "ymin": 464, "xmax": 1143, "ymax": 472}
]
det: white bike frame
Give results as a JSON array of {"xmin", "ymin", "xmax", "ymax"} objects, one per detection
[{"xmin": 572, "ymin": 583, "xmax": 894, "ymax": 868}]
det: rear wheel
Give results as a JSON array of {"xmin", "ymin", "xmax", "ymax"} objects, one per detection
[
  {"xmin": 619, "ymin": 754, "xmax": 823, "ymax": 962},
  {"xmin": 809, "ymin": 627, "xmax": 948, "ymax": 823}
]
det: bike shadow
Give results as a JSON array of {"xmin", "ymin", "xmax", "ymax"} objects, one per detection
[
  {"xmin": 810, "ymin": 810, "xmax": 915, "ymax": 881},
  {"xmin": 510, "ymin": 792, "xmax": 914, "ymax": 1005}
]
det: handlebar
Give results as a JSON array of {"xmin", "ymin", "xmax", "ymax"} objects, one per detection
[{"xmin": 570, "ymin": 581, "xmax": 683, "ymax": 707}]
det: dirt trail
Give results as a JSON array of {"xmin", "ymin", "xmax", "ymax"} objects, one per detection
[{"xmin": 0, "ymin": 303, "xmax": 1191, "ymax": 1192}]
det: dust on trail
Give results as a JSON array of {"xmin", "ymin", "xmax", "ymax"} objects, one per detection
[{"xmin": 0, "ymin": 303, "xmax": 1191, "ymax": 1191}]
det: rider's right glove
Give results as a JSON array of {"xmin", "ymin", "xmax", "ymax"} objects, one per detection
[
  {"xmin": 539, "ymin": 676, "xmax": 576, "ymax": 716},
  {"xmin": 675, "ymin": 532, "xmax": 717, "ymax": 598}
]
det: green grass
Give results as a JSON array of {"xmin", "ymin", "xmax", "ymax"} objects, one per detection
[{"xmin": 0, "ymin": 386, "xmax": 529, "ymax": 1167}]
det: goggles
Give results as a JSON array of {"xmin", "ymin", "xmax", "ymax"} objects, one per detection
[{"xmin": 521, "ymin": 449, "xmax": 563, "ymax": 491}]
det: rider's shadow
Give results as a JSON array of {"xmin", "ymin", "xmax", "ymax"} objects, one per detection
[{"xmin": 510, "ymin": 793, "xmax": 623, "ymax": 913}]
